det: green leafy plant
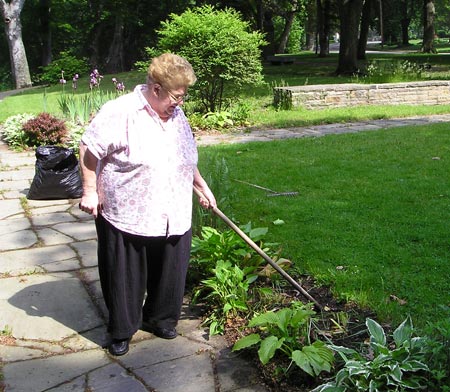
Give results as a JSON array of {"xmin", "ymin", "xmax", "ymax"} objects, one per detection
[
  {"xmin": 190, "ymin": 222, "xmax": 284, "ymax": 281},
  {"xmin": 22, "ymin": 112, "xmax": 69, "ymax": 146},
  {"xmin": 38, "ymin": 51, "xmax": 89, "ymax": 85},
  {"xmin": 423, "ymin": 310, "xmax": 450, "ymax": 391},
  {"xmin": 64, "ymin": 121, "xmax": 86, "ymax": 155},
  {"xmin": 202, "ymin": 111, "xmax": 234, "ymax": 129},
  {"xmin": 194, "ymin": 259, "xmax": 257, "ymax": 335},
  {"xmin": 1, "ymin": 113, "xmax": 35, "ymax": 150},
  {"xmin": 232, "ymin": 301, "xmax": 334, "ymax": 377},
  {"xmin": 143, "ymin": 4, "xmax": 266, "ymax": 113},
  {"xmin": 313, "ymin": 316, "xmax": 430, "ymax": 391}
]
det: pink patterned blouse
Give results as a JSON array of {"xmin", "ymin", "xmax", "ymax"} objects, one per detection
[{"xmin": 81, "ymin": 84, "xmax": 198, "ymax": 237}]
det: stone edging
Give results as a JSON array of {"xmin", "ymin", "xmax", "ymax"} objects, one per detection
[{"xmin": 274, "ymin": 80, "xmax": 450, "ymax": 109}]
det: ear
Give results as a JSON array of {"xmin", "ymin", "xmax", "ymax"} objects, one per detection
[{"xmin": 153, "ymin": 84, "xmax": 161, "ymax": 96}]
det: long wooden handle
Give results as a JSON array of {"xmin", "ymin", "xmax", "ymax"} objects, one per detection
[{"xmin": 193, "ymin": 186, "xmax": 322, "ymax": 309}]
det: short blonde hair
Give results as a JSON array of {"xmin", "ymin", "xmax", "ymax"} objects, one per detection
[{"xmin": 147, "ymin": 53, "xmax": 196, "ymax": 90}]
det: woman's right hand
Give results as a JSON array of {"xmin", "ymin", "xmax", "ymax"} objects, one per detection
[{"xmin": 79, "ymin": 192, "xmax": 101, "ymax": 218}]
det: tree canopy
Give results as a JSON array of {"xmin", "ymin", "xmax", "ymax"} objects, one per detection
[{"xmin": 1, "ymin": 0, "xmax": 450, "ymax": 89}]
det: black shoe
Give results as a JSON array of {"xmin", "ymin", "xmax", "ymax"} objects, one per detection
[
  {"xmin": 151, "ymin": 326, "xmax": 177, "ymax": 339},
  {"xmin": 108, "ymin": 338, "xmax": 130, "ymax": 356},
  {"xmin": 142, "ymin": 321, "xmax": 177, "ymax": 339}
]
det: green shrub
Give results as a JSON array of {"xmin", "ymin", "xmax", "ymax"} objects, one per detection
[
  {"xmin": 38, "ymin": 51, "xmax": 89, "ymax": 85},
  {"xmin": 1, "ymin": 113, "xmax": 35, "ymax": 151},
  {"xmin": 22, "ymin": 113, "xmax": 69, "ymax": 146},
  {"xmin": 143, "ymin": 5, "xmax": 266, "ymax": 113}
]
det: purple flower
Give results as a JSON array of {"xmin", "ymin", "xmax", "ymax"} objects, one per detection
[
  {"xmin": 112, "ymin": 77, "xmax": 125, "ymax": 93},
  {"xmin": 89, "ymin": 69, "xmax": 103, "ymax": 89}
]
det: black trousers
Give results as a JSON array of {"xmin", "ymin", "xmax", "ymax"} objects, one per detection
[{"xmin": 95, "ymin": 214, "xmax": 192, "ymax": 340}]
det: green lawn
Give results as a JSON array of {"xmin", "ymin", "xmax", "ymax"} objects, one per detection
[{"xmin": 198, "ymin": 123, "xmax": 450, "ymax": 329}]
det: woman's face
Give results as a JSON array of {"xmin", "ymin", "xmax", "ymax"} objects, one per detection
[{"xmin": 151, "ymin": 83, "xmax": 187, "ymax": 120}]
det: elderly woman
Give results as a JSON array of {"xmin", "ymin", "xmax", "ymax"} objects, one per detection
[{"xmin": 79, "ymin": 53, "xmax": 216, "ymax": 356}]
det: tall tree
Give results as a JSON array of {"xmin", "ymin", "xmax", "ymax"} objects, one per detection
[
  {"xmin": 336, "ymin": 0, "xmax": 364, "ymax": 75},
  {"xmin": 276, "ymin": 0, "xmax": 300, "ymax": 53},
  {"xmin": 104, "ymin": 13, "xmax": 124, "ymax": 73},
  {"xmin": 422, "ymin": 0, "xmax": 436, "ymax": 52},
  {"xmin": 1, "ymin": 0, "xmax": 32, "ymax": 88},
  {"xmin": 38, "ymin": 0, "xmax": 51, "ymax": 66},
  {"xmin": 357, "ymin": 0, "xmax": 373, "ymax": 59},
  {"xmin": 316, "ymin": 0, "xmax": 331, "ymax": 57},
  {"xmin": 400, "ymin": 0, "xmax": 411, "ymax": 45}
]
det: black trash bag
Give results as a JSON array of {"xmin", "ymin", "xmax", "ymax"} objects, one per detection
[{"xmin": 27, "ymin": 145, "xmax": 83, "ymax": 200}]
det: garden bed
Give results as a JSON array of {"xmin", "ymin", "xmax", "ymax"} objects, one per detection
[{"xmin": 203, "ymin": 275, "xmax": 376, "ymax": 391}]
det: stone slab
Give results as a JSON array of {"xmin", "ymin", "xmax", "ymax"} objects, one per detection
[
  {"xmin": 0, "ymin": 244, "xmax": 77, "ymax": 274},
  {"xmin": 2, "ymin": 349, "xmax": 110, "ymax": 392},
  {"xmin": 0, "ymin": 199, "xmax": 23, "ymax": 219},
  {"xmin": 132, "ymin": 350, "xmax": 215, "ymax": 392},
  {"xmin": 1, "ymin": 272, "xmax": 103, "ymax": 340}
]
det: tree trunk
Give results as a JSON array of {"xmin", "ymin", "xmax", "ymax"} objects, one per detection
[
  {"xmin": 1, "ymin": 0, "xmax": 32, "ymax": 89},
  {"xmin": 357, "ymin": 0, "xmax": 372, "ymax": 60},
  {"xmin": 304, "ymin": 3, "xmax": 315, "ymax": 51},
  {"xmin": 276, "ymin": 0, "xmax": 298, "ymax": 54},
  {"xmin": 255, "ymin": 0, "xmax": 264, "ymax": 32},
  {"xmin": 316, "ymin": 0, "xmax": 331, "ymax": 57},
  {"xmin": 400, "ymin": 0, "xmax": 410, "ymax": 46},
  {"xmin": 105, "ymin": 14, "xmax": 124, "ymax": 73},
  {"xmin": 336, "ymin": 0, "xmax": 364, "ymax": 75},
  {"xmin": 422, "ymin": 0, "xmax": 436, "ymax": 53},
  {"xmin": 262, "ymin": 9, "xmax": 275, "ymax": 57},
  {"xmin": 39, "ymin": 0, "xmax": 52, "ymax": 66}
]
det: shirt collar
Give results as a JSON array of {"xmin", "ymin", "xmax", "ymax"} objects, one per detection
[{"xmin": 134, "ymin": 84, "xmax": 180, "ymax": 120}]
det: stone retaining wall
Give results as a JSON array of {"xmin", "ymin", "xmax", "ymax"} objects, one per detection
[{"xmin": 273, "ymin": 80, "xmax": 450, "ymax": 110}]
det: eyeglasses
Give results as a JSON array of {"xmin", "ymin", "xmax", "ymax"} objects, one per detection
[{"xmin": 159, "ymin": 84, "xmax": 188, "ymax": 103}]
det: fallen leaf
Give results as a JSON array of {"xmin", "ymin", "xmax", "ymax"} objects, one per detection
[{"xmin": 389, "ymin": 294, "xmax": 407, "ymax": 305}]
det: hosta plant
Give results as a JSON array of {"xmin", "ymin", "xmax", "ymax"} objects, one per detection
[
  {"xmin": 312, "ymin": 316, "xmax": 430, "ymax": 391},
  {"xmin": 232, "ymin": 301, "xmax": 334, "ymax": 377}
]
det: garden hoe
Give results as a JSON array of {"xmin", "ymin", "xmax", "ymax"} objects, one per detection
[{"xmin": 194, "ymin": 186, "xmax": 322, "ymax": 310}]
